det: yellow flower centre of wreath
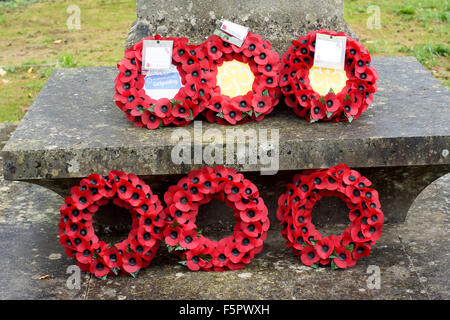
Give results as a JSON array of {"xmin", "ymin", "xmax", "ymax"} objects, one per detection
[
  {"xmin": 309, "ymin": 66, "xmax": 348, "ymax": 96},
  {"xmin": 217, "ymin": 60, "xmax": 255, "ymax": 98}
]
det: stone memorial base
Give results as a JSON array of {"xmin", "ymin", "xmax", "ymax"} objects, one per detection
[
  {"xmin": 125, "ymin": 0, "xmax": 357, "ymax": 52},
  {"xmin": 1, "ymin": 0, "xmax": 449, "ymax": 302}
]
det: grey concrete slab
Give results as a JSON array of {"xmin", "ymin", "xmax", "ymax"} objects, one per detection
[
  {"xmin": 0, "ymin": 223, "xmax": 89, "ymax": 299},
  {"xmin": 3, "ymin": 57, "xmax": 449, "ymax": 182},
  {"xmin": 0, "ymin": 155, "xmax": 89, "ymax": 299},
  {"xmin": 83, "ymin": 227, "xmax": 429, "ymax": 300},
  {"xmin": 397, "ymin": 173, "xmax": 450, "ymax": 299}
]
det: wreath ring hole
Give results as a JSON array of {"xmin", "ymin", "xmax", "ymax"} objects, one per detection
[
  {"xmin": 310, "ymin": 194, "xmax": 354, "ymax": 238},
  {"xmin": 92, "ymin": 200, "xmax": 133, "ymax": 242},
  {"xmin": 194, "ymin": 198, "xmax": 236, "ymax": 241}
]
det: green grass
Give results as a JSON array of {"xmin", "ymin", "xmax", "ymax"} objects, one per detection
[
  {"xmin": 400, "ymin": 43, "xmax": 450, "ymax": 67},
  {"xmin": 0, "ymin": 0, "xmax": 44, "ymax": 10},
  {"xmin": 398, "ymin": 6, "xmax": 416, "ymax": 16},
  {"xmin": 0, "ymin": 0, "xmax": 136, "ymax": 122},
  {"xmin": 0, "ymin": 0, "xmax": 448, "ymax": 122},
  {"xmin": 58, "ymin": 54, "xmax": 78, "ymax": 68},
  {"xmin": 345, "ymin": 0, "xmax": 449, "ymax": 87}
]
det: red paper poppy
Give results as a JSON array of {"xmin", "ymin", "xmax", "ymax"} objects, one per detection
[
  {"xmin": 277, "ymin": 164, "xmax": 384, "ymax": 269},
  {"xmin": 163, "ymin": 225, "xmax": 181, "ymax": 247},
  {"xmin": 211, "ymin": 240, "xmax": 230, "ymax": 269},
  {"xmin": 59, "ymin": 171, "xmax": 165, "ymax": 278},
  {"xmin": 315, "ymin": 238, "xmax": 335, "ymax": 260},
  {"xmin": 184, "ymin": 250, "xmax": 203, "ymax": 271},
  {"xmin": 122, "ymin": 252, "xmax": 143, "ymax": 274},
  {"xmin": 152, "ymin": 98, "xmax": 172, "ymax": 118},
  {"xmin": 222, "ymin": 104, "xmax": 243, "ymax": 125},
  {"xmin": 70, "ymin": 186, "xmax": 93, "ymax": 210},
  {"xmin": 362, "ymin": 222, "xmax": 383, "ymax": 242},
  {"xmin": 102, "ymin": 247, "xmax": 122, "ymax": 269},
  {"xmin": 163, "ymin": 166, "xmax": 269, "ymax": 272},
  {"xmin": 251, "ymin": 94, "xmax": 272, "ymax": 114},
  {"xmin": 235, "ymin": 233, "xmax": 256, "ymax": 253},
  {"xmin": 310, "ymin": 99, "xmax": 326, "ymax": 121},
  {"xmin": 89, "ymin": 258, "xmax": 110, "ymax": 278},
  {"xmin": 333, "ymin": 247, "xmax": 356, "ymax": 269},
  {"xmin": 224, "ymin": 241, "xmax": 246, "ymax": 264},
  {"xmin": 280, "ymin": 29, "xmax": 378, "ymax": 123},
  {"xmin": 300, "ymin": 246, "xmax": 320, "ymax": 266},
  {"xmin": 179, "ymin": 229, "xmax": 200, "ymax": 249}
]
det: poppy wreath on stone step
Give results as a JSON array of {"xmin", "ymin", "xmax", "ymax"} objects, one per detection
[
  {"xmin": 276, "ymin": 164, "xmax": 384, "ymax": 270},
  {"xmin": 201, "ymin": 33, "xmax": 281, "ymax": 125},
  {"xmin": 114, "ymin": 35, "xmax": 213, "ymax": 129},
  {"xmin": 162, "ymin": 166, "xmax": 270, "ymax": 271},
  {"xmin": 280, "ymin": 29, "xmax": 378, "ymax": 123},
  {"xmin": 58, "ymin": 170, "xmax": 165, "ymax": 278}
]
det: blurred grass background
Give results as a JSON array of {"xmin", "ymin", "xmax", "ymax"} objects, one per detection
[{"xmin": 0, "ymin": 0, "xmax": 448, "ymax": 122}]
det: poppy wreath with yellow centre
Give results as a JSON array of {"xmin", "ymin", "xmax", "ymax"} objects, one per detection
[
  {"xmin": 201, "ymin": 33, "xmax": 281, "ymax": 125},
  {"xmin": 276, "ymin": 164, "xmax": 384, "ymax": 270},
  {"xmin": 162, "ymin": 166, "xmax": 270, "ymax": 271},
  {"xmin": 114, "ymin": 35, "xmax": 213, "ymax": 129},
  {"xmin": 280, "ymin": 29, "xmax": 378, "ymax": 123},
  {"xmin": 58, "ymin": 170, "xmax": 165, "ymax": 278}
]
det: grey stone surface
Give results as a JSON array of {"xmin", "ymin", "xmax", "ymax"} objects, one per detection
[
  {"xmin": 125, "ymin": 0, "xmax": 357, "ymax": 53},
  {"xmin": 0, "ymin": 156, "xmax": 88, "ymax": 299},
  {"xmin": 0, "ymin": 122, "xmax": 17, "ymax": 151},
  {"xmin": 397, "ymin": 173, "xmax": 450, "ymax": 299},
  {"xmin": 3, "ymin": 57, "xmax": 449, "ymax": 179},
  {"xmin": 84, "ymin": 227, "xmax": 428, "ymax": 300},
  {"xmin": 2, "ymin": 57, "xmax": 449, "ymax": 224},
  {"xmin": 0, "ymin": 148, "xmax": 448, "ymax": 299}
]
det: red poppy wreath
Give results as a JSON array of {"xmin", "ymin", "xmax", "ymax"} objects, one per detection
[
  {"xmin": 280, "ymin": 29, "xmax": 378, "ymax": 123},
  {"xmin": 58, "ymin": 171, "xmax": 165, "ymax": 278},
  {"xmin": 162, "ymin": 166, "xmax": 270, "ymax": 271},
  {"xmin": 114, "ymin": 35, "xmax": 213, "ymax": 129},
  {"xmin": 201, "ymin": 33, "xmax": 281, "ymax": 125},
  {"xmin": 277, "ymin": 164, "xmax": 384, "ymax": 270}
]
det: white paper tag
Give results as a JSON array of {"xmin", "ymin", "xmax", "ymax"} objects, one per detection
[
  {"xmin": 214, "ymin": 29, "xmax": 244, "ymax": 47},
  {"xmin": 219, "ymin": 19, "xmax": 248, "ymax": 41},
  {"xmin": 313, "ymin": 33, "xmax": 347, "ymax": 70},
  {"xmin": 142, "ymin": 40, "xmax": 173, "ymax": 74}
]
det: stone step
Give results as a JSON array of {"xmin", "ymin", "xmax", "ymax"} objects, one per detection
[{"xmin": 0, "ymin": 153, "xmax": 448, "ymax": 299}]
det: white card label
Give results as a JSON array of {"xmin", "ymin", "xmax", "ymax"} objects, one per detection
[
  {"xmin": 142, "ymin": 40, "xmax": 173, "ymax": 74},
  {"xmin": 313, "ymin": 33, "xmax": 347, "ymax": 70},
  {"xmin": 219, "ymin": 19, "xmax": 248, "ymax": 41},
  {"xmin": 214, "ymin": 29, "xmax": 244, "ymax": 47},
  {"xmin": 143, "ymin": 64, "xmax": 182, "ymax": 100}
]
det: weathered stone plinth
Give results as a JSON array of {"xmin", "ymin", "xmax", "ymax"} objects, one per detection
[
  {"xmin": 125, "ymin": 0, "xmax": 357, "ymax": 53},
  {"xmin": 2, "ymin": 57, "xmax": 450, "ymax": 228}
]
